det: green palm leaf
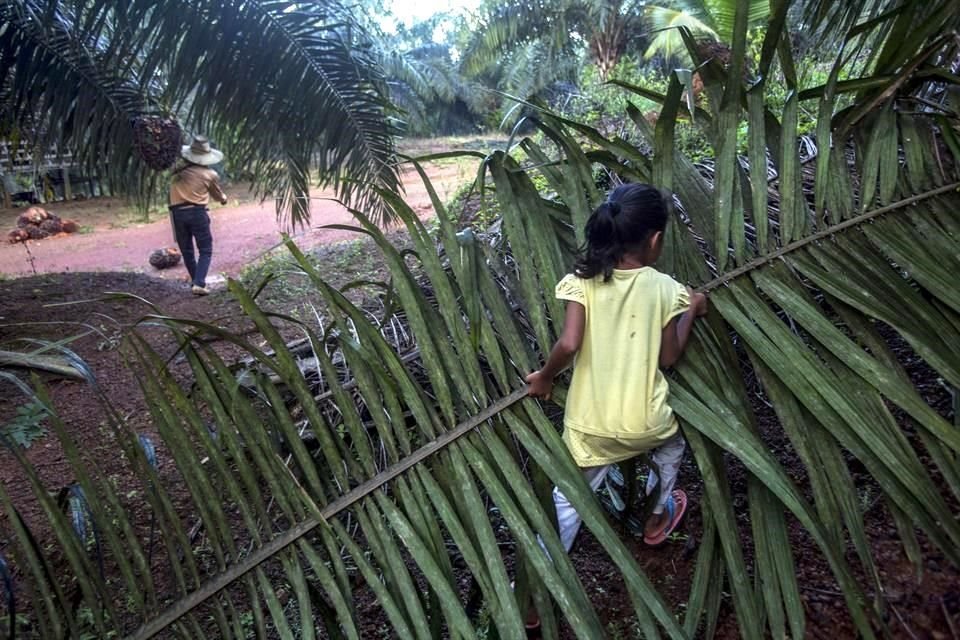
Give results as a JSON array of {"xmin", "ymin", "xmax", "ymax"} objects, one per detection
[
  {"xmin": 0, "ymin": 0, "xmax": 166, "ymax": 210},
  {"xmin": 643, "ymin": 6, "xmax": 718, "ymax": 62}
]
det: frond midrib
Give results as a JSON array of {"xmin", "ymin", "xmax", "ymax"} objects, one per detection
[{"xmin": 697, "ymin": 181, "xmax": 960, "ymax": 293}]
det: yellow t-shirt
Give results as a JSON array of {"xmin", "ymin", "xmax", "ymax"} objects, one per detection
[{"xmin": 555, "ymin": 268, "xmax": 689, "ymax": 466}]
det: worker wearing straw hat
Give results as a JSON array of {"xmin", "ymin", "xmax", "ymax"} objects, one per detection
[{"xmin": 169, "ymin": 135, "xmax": 228, "ymax": 296}]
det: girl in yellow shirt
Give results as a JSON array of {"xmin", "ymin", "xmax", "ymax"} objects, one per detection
[{"xmin": 527, "ymin": 183, "xmax": 707, "ymax": 549}]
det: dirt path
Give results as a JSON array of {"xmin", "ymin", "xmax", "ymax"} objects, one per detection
[{"xmin": 0, "ymin": 162, "xmax": 467, "ymax": 280}]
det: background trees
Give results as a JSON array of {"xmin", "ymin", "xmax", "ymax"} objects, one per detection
[
  {"xmin": 643, "ymin": 0, "xmax": 771, "ymax": 63},
  {"xmin": 378, "ymin": 15, "xmax": 493, "ymax": 137}
]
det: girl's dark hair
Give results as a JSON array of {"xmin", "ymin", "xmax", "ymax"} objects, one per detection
[{"xmin": 574, "ymin": 183, "xmax": 671, "ymax": 281}]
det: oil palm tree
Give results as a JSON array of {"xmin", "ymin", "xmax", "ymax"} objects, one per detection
[
  {"xmin": 642, "ymin": 0, "xmax": 770, "ymax": 63},
  {"xmin": 378, "ymin": 18, "xmax": 491, "ymax": 135},
  {"xmin": 461, "ymin": 0, "xmax": 770, "ymax": 83},
  {"xmin": 0, "ymin": 0, "xmax": 400, "ymax": 226},
  {"xmin": 3, "ymin": 0, "xmax": 960, "ymax": 639},
  {"xmin": 462, "ymin": 0, "xmax": 649, "ymax": 83}
]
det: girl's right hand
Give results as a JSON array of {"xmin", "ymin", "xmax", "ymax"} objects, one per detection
[{"xmin": 526, "ymin": 370, "xmax": 554, "ymax": 400}]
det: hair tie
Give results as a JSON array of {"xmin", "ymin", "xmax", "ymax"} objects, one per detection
[{"xmin": 607, "ymin": 200, "xmax": 621, "ymax": 217}]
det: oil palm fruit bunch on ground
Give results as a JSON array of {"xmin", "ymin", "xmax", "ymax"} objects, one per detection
[
  {"xmin": 148, "ymin": 246, "xmax": 182, "ymax": 269},
  {"xmin": 17, "ymin": 206, "xmax": 48, "ymax": 226},
  {"xmin": 39, "ymin": 217, "xmax": 62, "ymax": 234},
  {"xmin": 9, "ymin": 206, "xmax": 77, "ymax": 242}
]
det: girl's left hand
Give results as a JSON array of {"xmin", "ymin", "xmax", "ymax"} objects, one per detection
[
  {"xmin": 525, "ymin": 370, "xmax": 553, "ymax": 400},
  {"xmin": 691, "ymin": 291, "xmax": 708, "ymax": 316}
]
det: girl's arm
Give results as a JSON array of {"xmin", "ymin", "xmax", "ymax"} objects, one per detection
[
  {"xmin": 526, "ymin": 302, "xmax": 585, "ymax": 399},
  {"xmin": 659, "ymin": 289, "xmax": 707, "ymax": 368}
]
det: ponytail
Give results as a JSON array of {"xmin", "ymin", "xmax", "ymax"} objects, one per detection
[
  {"xmin": 574, "ymin": 183, "xmax": 670, "ymax": 282},
  {"xmin": 575, "ymin": 201, "xmax": 622, "ymax": 281}
]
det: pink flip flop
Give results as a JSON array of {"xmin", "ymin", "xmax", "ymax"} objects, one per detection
[
  {"xmin": 526, "ymin": 617, "xmax": 541, "ymax": 637},
  {"xmin": 644, "ymin": 489, "xmax": 688, "ymax": 546}
]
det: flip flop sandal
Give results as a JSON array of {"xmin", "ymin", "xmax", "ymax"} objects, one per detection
[
  {"xmin": 643, "ymin": 489, "xmax": 688, "ymax": 546},
  {"xmin": 526, "ymin": 618, "xmax": 542, "ymax": 637}
]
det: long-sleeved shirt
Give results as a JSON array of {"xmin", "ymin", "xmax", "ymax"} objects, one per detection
[{"xmin": 169, "ymin": 164, "xmax": 226, "ymax": 207}]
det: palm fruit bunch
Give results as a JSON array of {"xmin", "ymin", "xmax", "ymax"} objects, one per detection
[
  {"xmin": 40, "ymin": 217, "xmax": 63, "ymax": 234},
  {"xmin": 25, "ymin": 224, "xmax": 50, "ymax": 240},
  {"xmin": 9, "ymin": 206, "xmax": 79, "ymax": 242},
  {"xmin": 696, "ymin": 41, "xmax": 732, "ymax": 67},
  {"xmin": 132, "ymin": 115, "xmax": 183, "ymax": 171},
  {"xmin": 149, "ymin": 246, "xmax": 182, "ymax": 269},
  {"xmin": 695, "ymin": 40, "xmax": 752, "ymax": 81},
  {"xmin": 17, "ymin": 206, "xmax": 47, "ymax": 226}
]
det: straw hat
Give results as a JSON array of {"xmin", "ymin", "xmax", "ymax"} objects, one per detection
[{"xmin": 181, "ymin": 135, "xmax": 224, "ymax": 166}]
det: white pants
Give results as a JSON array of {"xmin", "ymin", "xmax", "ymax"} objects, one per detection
[{"xmin": 554, "ymin": 432, "xmax": 685, "ymax": 552}]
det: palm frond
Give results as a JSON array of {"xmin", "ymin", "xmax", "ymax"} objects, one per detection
[
  {"xmin": 641, "ymin": 0, "xmax": 772, "ymax": 62},
  {"xmin": 801, "ymin": 0, "xmax": 960, "ymax": 73},
  {"xmin": 699, "ymin": 0, "xmax": 770, "ymax": 42},
  {"xmin": 0, "ymin": 0, "xmax": 166, "ymax": 209},
  {"xmin": 168, "ymin": 0, "xmax": 400, "ymax": 227},
  {"xmin": 460, "ymin": 0, "xmax": 581, "ymax": 77},
  {"xmin": 381, "ymin": 46, "xmax": 468, "ymax": 131},
  {"xmin": 642, "ymin": 6, "xmax": 718, "ymax": 62},
  {"xmin": 383, "ymin": 47, "xmax": 461, "ymax": 104},
  {"xmin": 498, "ymin": 41, "xmax": 579, "ymax": 102},
  {"xmin": 3, "ymin": 1, "xmax": 960, "ymax": 638}
]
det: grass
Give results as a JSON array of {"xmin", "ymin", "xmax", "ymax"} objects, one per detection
[{"xmin": 237, "ymin": 233, "xmax": 407, "ymax": 324}]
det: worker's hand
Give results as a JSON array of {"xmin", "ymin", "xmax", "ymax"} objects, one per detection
[{"xmin": 525, "ymin": 370, "xmax": 553, "ymax": 400}]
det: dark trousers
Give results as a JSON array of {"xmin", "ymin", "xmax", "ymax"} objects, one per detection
[{"xmin": 170, "ymin": 205, "xmax": 212, "ymax": 287}]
